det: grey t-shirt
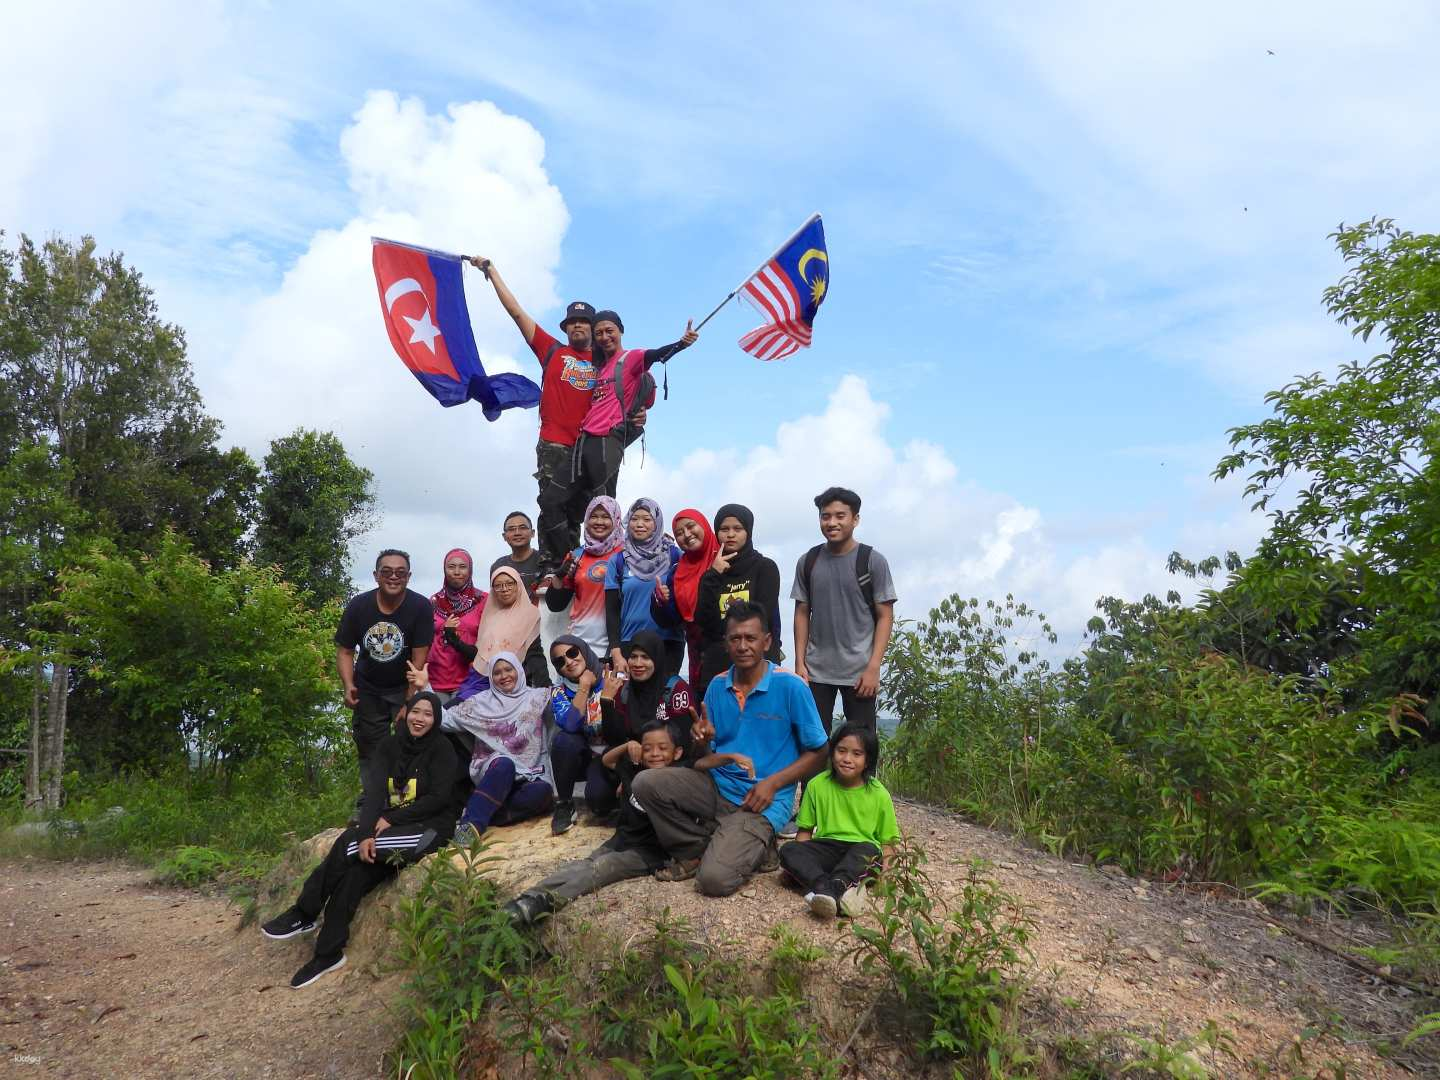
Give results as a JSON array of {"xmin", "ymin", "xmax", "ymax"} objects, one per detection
[
  {"xmin": 790, "ymin": 545, "xmax": 897, "ymax": 685},
  {"xmin": 490, "ymin": 551, "xmax": 542, "ymax": 593}
]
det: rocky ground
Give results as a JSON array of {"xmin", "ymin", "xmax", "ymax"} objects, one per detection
[{"xmin": 1, "ymin": 798, "xmax": 1434, "ymax": 1078}]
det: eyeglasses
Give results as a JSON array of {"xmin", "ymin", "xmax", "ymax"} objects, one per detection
[
  {"xmin": 376, "ymin": 568, "xmax": 411, "ymax": 579},
  {"xmin": 550, "ymin": 646, "xmax": 582, "ymax": 668}
]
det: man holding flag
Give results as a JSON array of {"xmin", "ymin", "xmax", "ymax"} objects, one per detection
[
  {"xmin": 468, "ymin": 255, "xmax": 601, "ymax": 581},
  {"xmin": 571, "ymin": 309, "xmax": 699, "ymax": 499}
]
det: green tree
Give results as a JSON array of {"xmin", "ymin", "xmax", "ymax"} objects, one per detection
[
  {"xmin": 254, "ymin": 429, "xmax": 377, "ymax": 605},
  {"xmin": 1215, "ymin": 218, "xmax": 1440, "ymax": 719},
  {"xmin": 0, "ymin": 233, "xmax": 258, "ymax": 805},
  {"xmin": 55, "ymin": 531, "xmax": 344, "ymax": 771}
]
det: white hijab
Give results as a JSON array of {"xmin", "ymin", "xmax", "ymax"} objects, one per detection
[{"xmin": 442, "ymin": 651, "xmax": 551, "ymax": 782}]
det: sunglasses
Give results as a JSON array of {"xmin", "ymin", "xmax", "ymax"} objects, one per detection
[
  {"xmin": 550, "ymin": 646, "xmax": 583, "ymax": 669},
  {"xmin": 376, "ymin": 568, "xmax": 411, "ymax": 579}
]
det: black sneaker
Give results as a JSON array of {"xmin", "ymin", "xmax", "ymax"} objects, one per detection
[
  {"xmin": 551, "ymin": 799, "xmax": 577, "ymax": 835},
  {"xmin": 261, "ymin": 907, "xmax": 316, "ymax": 940},
  {"xmin": 503, "ymin": 891, "xmax": 553, "ymax": 928},
  {"xmin": 290, "ymin": 952, "xmax": 346, "ymax": 989}
]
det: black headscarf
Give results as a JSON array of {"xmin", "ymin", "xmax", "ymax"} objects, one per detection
[
  {"xmin": 392, "ymin": 690, "xmax": 445, "ymax": 789},
  {"xmin": 623, "ymin": 630, "xmax": 667, "ymax": 727},
  {"xmin": 713, "ymin": 503, "xmax": 762, "ymax": 579}
]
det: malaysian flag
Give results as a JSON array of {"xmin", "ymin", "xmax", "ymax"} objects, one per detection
[{"xmin": 737, "ymin": 214, "xmax": 828, "ymax": 361}]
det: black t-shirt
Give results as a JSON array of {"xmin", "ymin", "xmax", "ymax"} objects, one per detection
[{"xmin": 335, "ymin": 589, "xmax": 435, "ymax": 693}]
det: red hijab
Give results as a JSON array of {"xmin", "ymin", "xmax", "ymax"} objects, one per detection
[{"xmin": 670, "ymin": 509, "xmax": 718, "ymax": 623}]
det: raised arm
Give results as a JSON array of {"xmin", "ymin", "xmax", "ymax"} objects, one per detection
[
  {"xmin": 642, "ymin": 320, "xmax": 699, "ymax": 367},
  {"xmin": 468, "ymin": 257, "xmax": 537, "ymax": 345}
]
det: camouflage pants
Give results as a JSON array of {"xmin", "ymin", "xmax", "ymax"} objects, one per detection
[{"xmin": 535, "ymin": 439, "xmax": 592, "ymax": 573}]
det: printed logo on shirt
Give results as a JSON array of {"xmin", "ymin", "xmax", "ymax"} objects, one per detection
[
  {"xmin": 717, "ymin": 584, "xmax": 750, "ymax": 615},
  {"xmin": 560, "ymin": 355, "xmax": 596, "ymax": 391},
  {"xmin": 586, "ymin": 560, "xmax": 609, "ymax": 584},
  {"xmin": 583, "ymin": 696, "xmax": 603, "ymax": 739},
  {"xmin": 388, "ymin": 777, "xmax": 417, "ymax": 807},
  {"xmin": 364, "ymin": 621, "xmax": 406, "ymax": 663},
  {"xmin": 669, "ymin": 688, "xmax": 691, "ymax": 714},
  {"xmin": 628, "ymin": 791, "xmax": 649, "ymax": 816}
]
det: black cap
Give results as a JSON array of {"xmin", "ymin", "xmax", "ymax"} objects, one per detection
[
  {"xmin": 593, "ymin": 309, "xmax": 624, "ymax": 333},
  {"xmin": 559, "ymin": 301, "xmax": 595, "ymax": 330}
]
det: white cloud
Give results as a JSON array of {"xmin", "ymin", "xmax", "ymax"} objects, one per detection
[
  {"xmin": 196, "ymin": 91, "xmax": 571, "ymax": 563},
  {"xmin": 604, "ymin": 375, "xmax": 1243, "ymax": 656}
]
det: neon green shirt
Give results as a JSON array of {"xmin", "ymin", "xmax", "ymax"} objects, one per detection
[{"xmin": 795, "ymin": 771, "xmax": 901, "ymax": 846}]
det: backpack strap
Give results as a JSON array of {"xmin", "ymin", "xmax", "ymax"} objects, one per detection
[
  {"xmin": 542, "ymin": 341, "xmax": 562, "ymax": 367},
  {"xmin": 611, "ymin": 351, "xmax": 652, "ymax": 423},
  {"xmin": 856, "ymin": 543, "xmax": 876, "ymax": 613},
  {"xmin": 801, "ymin": 543, "xmax": 878, "ymax": 624},
  {"xmin": 799, "ymin": 544, "xmax": 824, "ymax": 603}
]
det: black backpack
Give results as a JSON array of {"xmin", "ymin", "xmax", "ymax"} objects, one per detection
[{"xmin": 798, "ymin": 543, "xmax": 877, "ymax": 623}]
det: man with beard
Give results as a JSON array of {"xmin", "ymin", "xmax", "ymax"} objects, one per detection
[{"xmin": 470, "ymin": 255, "xmax": 598, "ymax": 580}]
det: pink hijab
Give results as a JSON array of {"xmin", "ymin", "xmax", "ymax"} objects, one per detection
[
  {"xmin": 472, "ymin": 565, "xmax": 540, "ymax": 669},
  {"xmin": 430, "ymin": 548, "xmax": 482, "ymax": 618}
]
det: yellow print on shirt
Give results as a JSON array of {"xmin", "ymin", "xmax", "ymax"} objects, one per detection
[
  {"xmin": 388, "ymin": 778, "xmax": 417, "ymax": 808},
  {"xmin": 717, "ymin": 584, "xmax": 750, "ymax": 616}
]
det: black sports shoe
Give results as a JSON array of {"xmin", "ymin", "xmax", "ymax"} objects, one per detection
[
  {"xmin": 551, "ymin": 799, "xmax": 577, "ymax": 835},
  {"xmin": 290, "ymin": 952, "xmax": 346, "ymax": 989},
  {"xmin": 261, "ymin": 907, "xmax": 316, "ymax": 940},
  {"xmin": 503, "ymin": 891, "xmax": 553, "ymax": 928}
]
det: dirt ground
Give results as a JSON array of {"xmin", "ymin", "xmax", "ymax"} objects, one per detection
[{"xmin": 0, "ymin": 799, "xmax": 1433, "ymax": 1078}]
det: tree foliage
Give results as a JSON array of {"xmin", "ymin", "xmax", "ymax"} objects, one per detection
[
  {"xmin": 54, "ymin": 531, "xmax": 345, "ymax": 770},
  {"xmin": 1215, "ymin": 218, "xmax": 1440, "ymax": 717},
  {"xmin": 254, "ymin": 428, "xmax": 376, "ymax": 605},
  {"xmin": 0, "ymin": 233, "xmax": 261, "ymax": 803}
]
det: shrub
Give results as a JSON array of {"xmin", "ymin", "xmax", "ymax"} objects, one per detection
[{"xmin": 848, "ymin": 840, "xmax": 1033, "ymax": 1074}]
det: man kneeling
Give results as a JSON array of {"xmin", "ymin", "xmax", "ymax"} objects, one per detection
[
  {"xmin": 633, "ymin": 601, "xmax": 828, "ymax": 896},
  {"xmin": 505, "ymin": 721, "xmax": 685, "ymax": 925}
]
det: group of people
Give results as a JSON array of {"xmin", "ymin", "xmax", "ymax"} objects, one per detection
[{"xmin": 261, "ymin": 274, "xmax": 903, "ymax": 991}]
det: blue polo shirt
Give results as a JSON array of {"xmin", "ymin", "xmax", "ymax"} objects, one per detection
[{"xmin": 702, "ymin": 661, "xmax": 828, "ymax": 833}]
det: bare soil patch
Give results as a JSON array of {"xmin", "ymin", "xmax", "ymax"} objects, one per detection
[{"xmin": 1, "ymin": 798, "xmax": 1432, "ymax": 1077}]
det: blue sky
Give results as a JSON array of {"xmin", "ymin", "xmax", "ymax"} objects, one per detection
[{"xmin": 6, "ymin": 1, "xmax": 1439, "ymax": 652}]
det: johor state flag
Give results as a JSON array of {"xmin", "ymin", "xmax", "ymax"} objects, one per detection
[
  {"xmin": 737, "ymin": 214, "xmax": 828, "ymax": 361},
  {"xmin": 371, "ymin": 238, "xmax": 540, "ymax": 419}
]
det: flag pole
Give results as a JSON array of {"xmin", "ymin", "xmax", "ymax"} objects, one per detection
[
  {"xmin": 692, "ymin": 212, "xmax": 821, "ymax": 332},
  {"xmin": 693, "ymin": 290, "xmax": 737, "ymax": 332}
]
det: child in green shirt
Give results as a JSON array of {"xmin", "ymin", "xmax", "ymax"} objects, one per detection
[{"xmin": 779, "ymin": 723, "xmax": 900, "ymax": 918}]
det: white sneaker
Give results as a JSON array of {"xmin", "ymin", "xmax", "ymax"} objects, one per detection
[
  {"xmin": 809, "ymin": 891, "xmax": 838, "ymax": 918},
  {"xmin": 803, "ymin": 891, "xmax": 816, "ymax": 905}
]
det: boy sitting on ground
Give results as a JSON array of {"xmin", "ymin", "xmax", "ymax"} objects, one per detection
[{"xmin": 504, "ymin": 721, "xmax": 685, "ymax": 926}]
